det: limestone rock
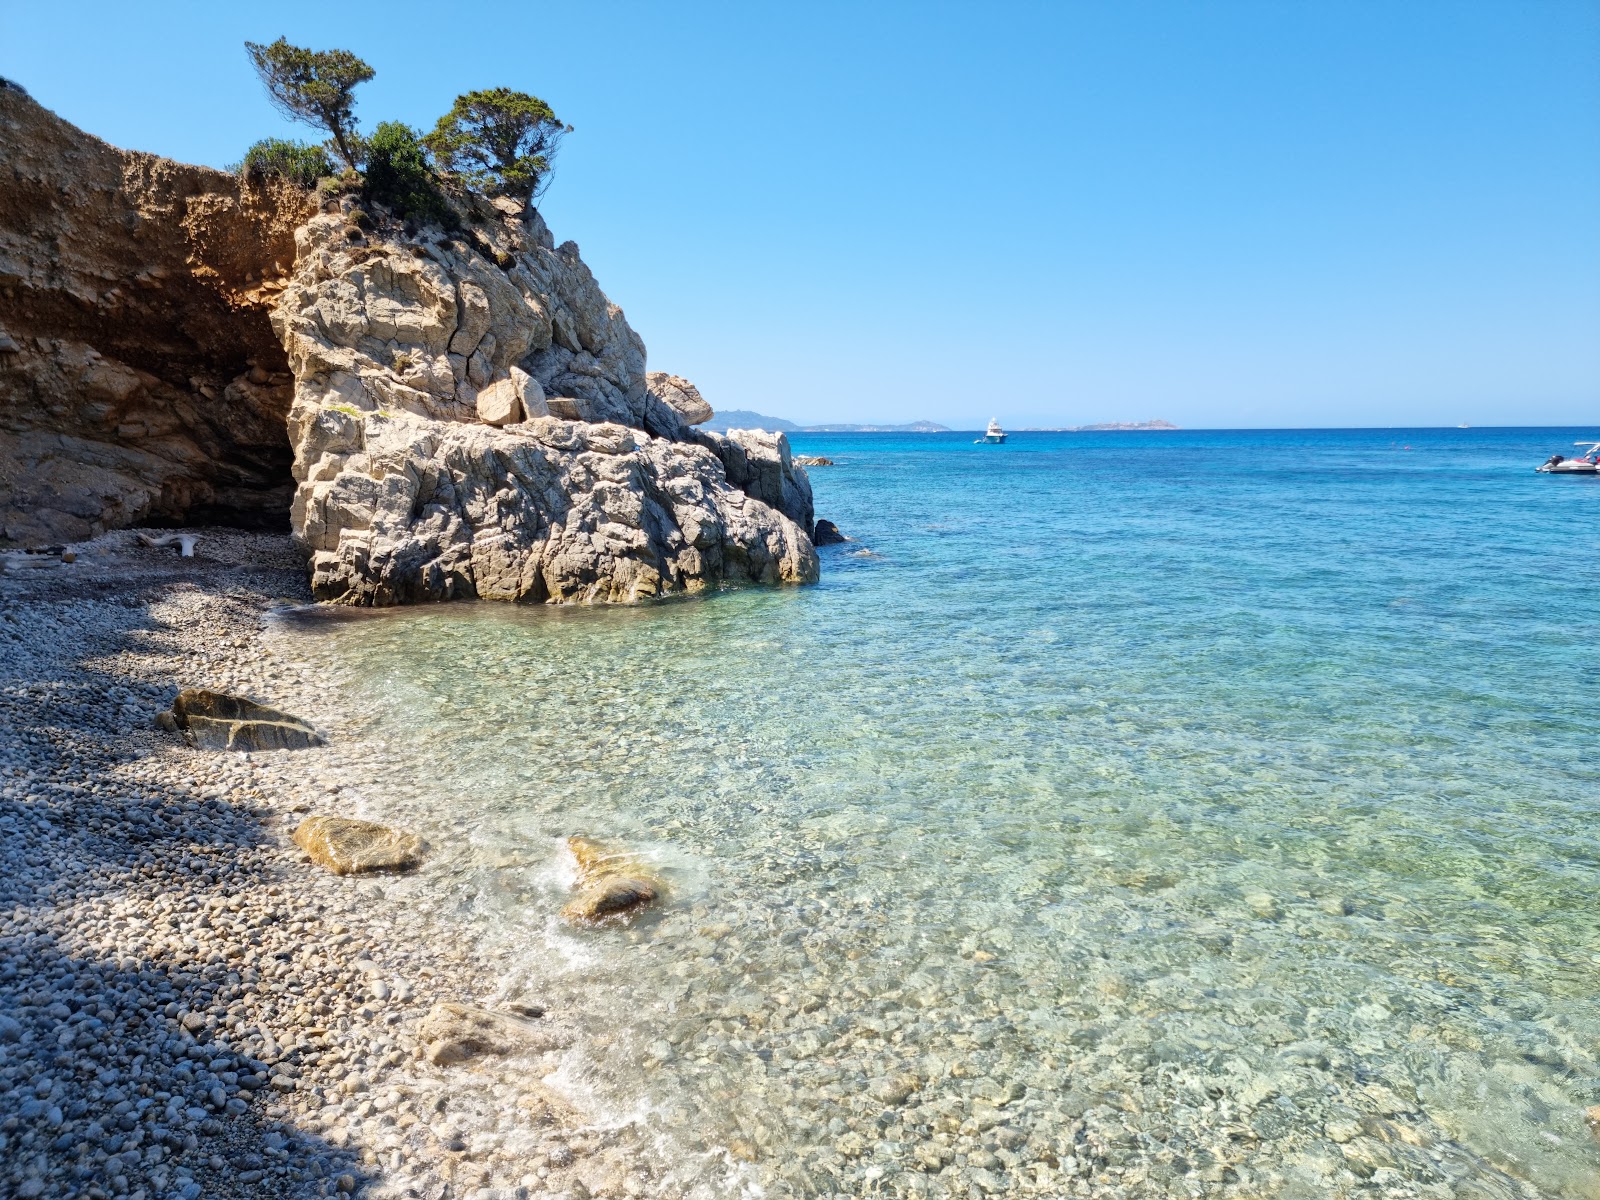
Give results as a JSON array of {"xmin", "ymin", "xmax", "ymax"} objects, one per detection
[
  {"xmin": 170, "ymin": 688, "xmax": 323, "ymax": 751},
  {"xmin": 0, "ymin": 87, "xmax": 310, "ymax": 545},
  {"xmin": 795, "ymin": 456, "xmax": 834, "ymax": 467},
  {"xmin": 646, "ymin": 372, "xmax": 713, "ymax": 425},
  {"xmin": 813, "ymin": 519, "xmax": 848, "ymax": 545},
  {"xmin": 476, "ymin": 365, "xmax": 547, "ymax": 426},
  {"xmin": 416, "ymin": 1002, "xmax": 557, "ymax": 1066},
  {"xmin": 291, "ymin": 815, "xmax": 424, "ymax": 875},
  {"xmin": 276, "ymin": 208, "xmax": 819, "ymax": 605},
  {"xmin": 562, "ymin": 836, "xmax": 662, "ymax": 923}
]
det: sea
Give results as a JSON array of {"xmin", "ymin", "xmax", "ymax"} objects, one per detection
[{"xmin": 277, "ymin": 426, "xmax": 1600, "ymax": 1199}]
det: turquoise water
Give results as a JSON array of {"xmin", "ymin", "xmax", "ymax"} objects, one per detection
[{"xmin": 284, "ymin": 428, "xmax": 1600, "ymax": 1198}]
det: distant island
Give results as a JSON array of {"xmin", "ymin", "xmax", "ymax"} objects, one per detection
[
  {"xmin": 1018, "ymin": 419, "xmax": 1181, "ymax": 432},
  {"xmin": 702, "ymin": 410, "xmax": 950, "ymax": 434}
]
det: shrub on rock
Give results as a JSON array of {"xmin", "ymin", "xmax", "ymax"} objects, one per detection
[
  {"xmin": 235, "ymin": 138, "xmax": 333, "ymax": 189},
  {"xmin": 363, "ymin": 121, "xmax": 456, "ymax": 227}
]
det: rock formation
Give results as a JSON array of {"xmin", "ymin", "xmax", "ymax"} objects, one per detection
[
  {"xmin": 0, "ymin": 84, "xmax": 310, "ymax": 545},
  {"xmin": 165, "ymin": 687, "xmax": 323, "ymax": 751},
  {"xmin": 3, "ymin": 90, "xmax": 822, "ymax": 607},
  {"xmin": 562, "ymin": 836, "xmax": 662, "ymax": 922},
  {"xmin": 275, "ymin": 195, "xmax": 817, "ymax": 604},
  {"xmin": 291, "ymin": 815, "xmax": 425, "ymax": 875}
]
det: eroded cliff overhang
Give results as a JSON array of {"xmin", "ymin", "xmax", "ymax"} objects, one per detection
[{"xmin": 0, "ymin": 85, "xmax": 311, "ymax": 544}]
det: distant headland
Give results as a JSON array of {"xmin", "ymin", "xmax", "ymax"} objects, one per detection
[{"xmin": 702, "ymin": 411, "xmax": 951, "ymax": 434}]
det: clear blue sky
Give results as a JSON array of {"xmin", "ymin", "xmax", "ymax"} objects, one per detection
[{"xmin": 5, "ymin": 1, "xmax": 1597, "ymax": 428}]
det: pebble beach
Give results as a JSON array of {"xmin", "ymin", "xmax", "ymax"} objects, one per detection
[{"xmin": 0, "ymin": 530, "xmax": 642, "ymax": 1200}]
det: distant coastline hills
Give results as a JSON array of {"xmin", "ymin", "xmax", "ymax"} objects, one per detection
[
  {"xmin": 702, "ymin": 411, "xmax": 1179, "ymax": 433},
  {"xmin": 702, "ymin": 411, "xmax": 951, "ymax": 433}
]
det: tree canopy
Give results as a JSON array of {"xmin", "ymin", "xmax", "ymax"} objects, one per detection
[
  {"xmin": 423, "ymin": 88, "xmax": 571, "ymax": 204},
  {"xmin": 244, "ymin": 38, "xmax": 373, "ymax": 172}
]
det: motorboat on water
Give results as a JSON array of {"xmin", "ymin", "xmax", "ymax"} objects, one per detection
[
  {"xmin": 975, "ymin": 418, "xmax": 1007, "ymax": 444},
  {"xmin": 1536, "ymin": 442, "xmax": 1600, "ymax": 474}
]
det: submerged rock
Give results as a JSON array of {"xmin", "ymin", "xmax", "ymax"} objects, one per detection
[
  {"xmin": 170, "ymin": 688, "xmax": 322, "ymax": 751},
  {"xmin": 291, "ymin": 815, "xmax": 424, "ymax": 875},
  {"xmin": 795, "ymin": 456, "xmax": 834, "ymax": 467},
  {"xmin": 417, "ymin": 1002, "xmax": 553, "ymax": 1066},
  {"xmin": 813, "ymin": 519, "xmax": 848, "ymax": 545},
  {"xmin": 562, "ymin": 836, "xmax": 662, "ymax": 923}
]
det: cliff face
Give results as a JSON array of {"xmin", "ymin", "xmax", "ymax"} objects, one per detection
[
  {"xmin": 0, "ymin": 85, "xmax": 312, "ymax": 544},
  {"xmin": 276, "ymin": 197, "xmax": 816, "ymax": 603}
]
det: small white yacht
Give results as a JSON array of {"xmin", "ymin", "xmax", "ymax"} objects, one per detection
[
  {"xmin": 975, "ymin": 418, "xmax": 1007, "ymax": 444},
  {"xmin": 1536, "ymin": 442, "xmax": 1600, "ymax": 475}
]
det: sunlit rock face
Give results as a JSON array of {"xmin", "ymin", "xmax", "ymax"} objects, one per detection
[
  {"xmin": 274, "ymin": 195, "xmax": 816, "ymax": 605},
  {"xmin": 0, "ymin": 85, "xmax": 311, "ymax": 544}
]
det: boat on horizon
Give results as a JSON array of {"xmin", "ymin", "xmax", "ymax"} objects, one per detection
[
  {"xmin": 975, "ymin": 418, "xmax": 1007, "ymax": 444},
  {"xmin": 1536, "ymin": 441, "xmax": 1600, "ymax": 474}
]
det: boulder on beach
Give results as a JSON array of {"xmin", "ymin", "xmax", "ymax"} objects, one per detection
[
  {"xmin": 813, "ymin": 519, "xmax": 848, "ymax": 546},
  {"xmin": 562, "ymin": 835, "xmax": 662, "ymax": 923},
  {"xmin": 417, "ymin": 1001, "xmax": 558, "ymax": 1066},
  {"xmin": 292, "ymin": 815, "xmax": 424, "ymax": 875},
  {"xmin": 170, "ymin": 688, "xmax": 323, "ymax": 751}
]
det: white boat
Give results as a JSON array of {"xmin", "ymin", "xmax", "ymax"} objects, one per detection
[
  {"xmin": 1536, "ymin": 442, "xmax": 1600, "ymax": 474},
  {"xmin": 975, "ymin": 418, "xmax": 1007, "ymax": 444}
]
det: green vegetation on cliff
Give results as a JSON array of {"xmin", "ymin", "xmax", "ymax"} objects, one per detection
[
  {"xmin": 244, "ymin": 38, "xmax": 373, "ymax": 172},
  {"xmin": 423, "ymin": 88, "xmax": 571, "ymax": 204},
  {"xmin": 237, "ymin": 39, "xmax": 569, "ymax": 226}
]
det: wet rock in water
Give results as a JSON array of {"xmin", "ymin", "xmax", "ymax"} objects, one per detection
[
  {"xmin": 170, "ymin": 687, "xmax": 323, "ymax": 750},
  {"xmin": 795, "ymin": 455, "xmax": 834, "ymax": 467},
  {"xmin": 1243, "ymin": 891, "xmax": 1283, "ymax": 920},
  {"xmin": 1585, "ymin": 1106, "xmax": 1600, "ymax": 1143},
  {"xmin": 417, "ymin": 1002, "xmax": 547, "ymax": 1066},
  {"xmin": 561, "ymin": 836, "xmax": 662, "ymax": 923},
  {"xmin": 292, "ymin": 815, "xmax": 425, "ymax": 875},
  {"xmin": 813, "ymin": 518, "xmax": 848, "ymax": 546}
]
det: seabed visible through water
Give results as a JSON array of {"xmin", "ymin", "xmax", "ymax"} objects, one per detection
[{"xmin": 276, "ymin": 428, "xmax": 1600, "ymax": 1199}]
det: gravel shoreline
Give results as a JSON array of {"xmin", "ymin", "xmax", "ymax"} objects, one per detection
[{"xmin": 0, "ymin": 530, "xmax": 644, "ymax": 1200}]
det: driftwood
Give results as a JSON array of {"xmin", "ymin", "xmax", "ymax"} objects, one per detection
[{"xmin": 136, "ymin": 532, "xmax": 197, "ymax": 557}]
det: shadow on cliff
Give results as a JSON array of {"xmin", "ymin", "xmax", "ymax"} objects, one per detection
[{"xmin": 0, "ymin": 594, "xmax": 375, "ymax": 1199}]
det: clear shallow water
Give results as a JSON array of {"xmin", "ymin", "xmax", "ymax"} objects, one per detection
[{"xmin": 280, "ymin": 428, "xmax": 1600, "ymax": 1198}]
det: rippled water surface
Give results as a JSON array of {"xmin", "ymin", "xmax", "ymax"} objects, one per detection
[{"xmin": 279, "ymin": 428, "xmax": 1600, "ymax": 1198}]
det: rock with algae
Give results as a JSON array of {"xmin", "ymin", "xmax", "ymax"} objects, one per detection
[
  {"xmin": 562, "ymin": 836, "xmax": 662, "ymax": 923},
  {"xmin": 291, "ymin": 815, "xmax": 424, "ymax": 875},
  {"xmin": 169, "ymin": 687, "xmax": 322, "ymax": 751}
]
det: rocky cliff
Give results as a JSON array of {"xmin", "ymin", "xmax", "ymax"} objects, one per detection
[
  {"xmin": 276, "ymin": 193, "xmax": 816, "ymax": 604},
  {"xmin": 0, "ymin": 83, "xmax": 311, "ymax": 544},
  {"xmin": 1, "ymin": 87, "xmax": 819, "ymax": 603}
]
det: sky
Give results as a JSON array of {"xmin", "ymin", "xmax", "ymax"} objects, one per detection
[{"xmin": 4, "ymin": 1, "xmax": 1598, "ymax": 429}]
